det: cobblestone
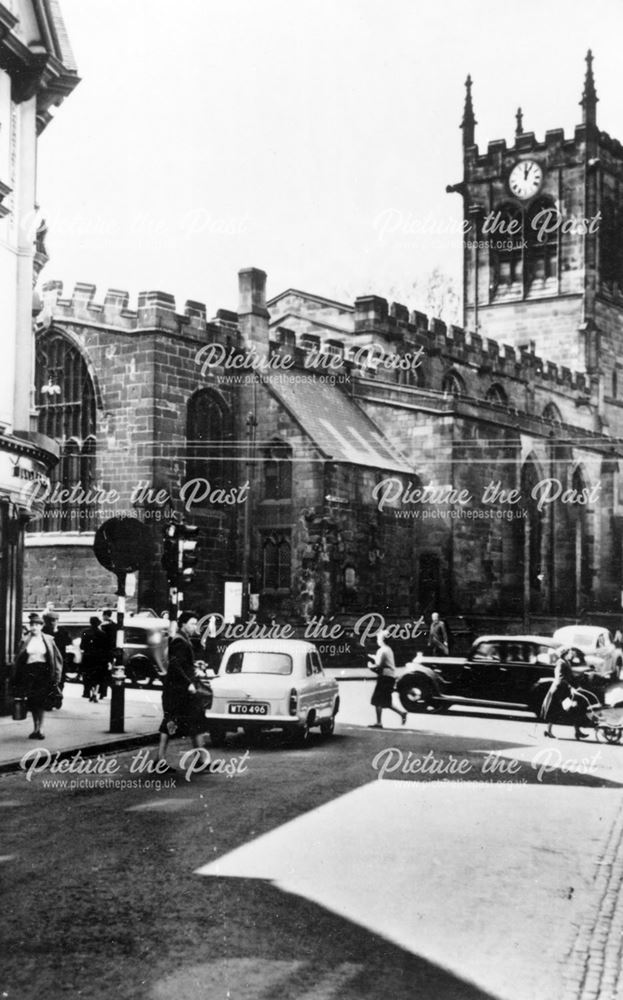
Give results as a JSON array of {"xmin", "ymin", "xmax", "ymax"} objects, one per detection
[{"xmin": 560, "ymin": 796, "xmax": 623, "ymax": 999}]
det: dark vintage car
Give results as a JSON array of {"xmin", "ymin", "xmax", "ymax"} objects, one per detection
[{"xmin": 395, "ymin": 635, "xmax": 604, "ymax": 717}]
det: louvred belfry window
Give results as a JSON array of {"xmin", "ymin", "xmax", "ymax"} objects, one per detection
[{"xmin": 35, "ymin": 332, "xmax": 97, "ymax": 532}]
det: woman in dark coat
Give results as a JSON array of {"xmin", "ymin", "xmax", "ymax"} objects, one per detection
[
  {"xmin": 80, "ymin": 616, "xmax": 108, "ymax": 702},
  {"xmin": 542, "ymin": 647, "xmax": 590, "ymax": 740},
  {"xmin": 368, "ymin": 629, "xmax": 407, "ymax": 729},
  {"xmin": 157, "ymin": 612, "xmax": 207, "ymax": 773},
  {"xmin": 14, "ymin": 613, "xmax": 63, "ymax": 740}
]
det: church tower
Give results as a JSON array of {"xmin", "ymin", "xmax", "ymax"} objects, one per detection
[{"xmin": 451, "ymin": 52, "xmax": 623, "ymax": 429}]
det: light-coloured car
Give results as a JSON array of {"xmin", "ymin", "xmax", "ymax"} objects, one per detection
[
  {"xmin": 204, "ymin": 639, "xmax": 340, "ymax": 746},
  {"xmin": 553, "ymin": 626, "xmax": 622, "ymax": 680}
]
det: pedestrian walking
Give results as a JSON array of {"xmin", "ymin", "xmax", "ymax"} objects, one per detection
[
  {"xmin": 80, "ymin": 616, "xmax": 108, "ymax": 702},
  {"xmin": 13, "ymin": 613, "xmax": 63, "ymax": 740},
  {"xmin": 157, "ymin": 611, "xmax": 207, "ymax": 773},
  {"xmin": 368, "ymin": 629, "xmax": 407, "ymax": 728},
  {"xmin": 428, "ymin": 612, "xmax": 450, "ymax": 656},
  {"xmin": 542, "ymin": 647, "xmax": 589, "ymax": 741},
  {"xmin": 98, "ymin": 609, "xmax": 116, "ymax": 700}
]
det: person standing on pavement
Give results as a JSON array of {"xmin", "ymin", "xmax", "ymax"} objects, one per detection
[
  {"xmin": 428, "ymin": 612, "xmax": 450, "ymax": 656},
  {"xmin": 13, "ymin": 613, "xmax": 63, "ymax": 740},
  {"xmin": 42, "ymin": 612, "xmax": 71, "ymax": 689},
  {"xmin": 80, "ymin": 616, "xmax": 107, "ymax": 703},
  {"xmin": 98, "ymin": 609, "xmax": 116, "ymax": 701},
  {"xmin": 368, "ymin": 629, "xmax": 407, "ymax": 729},
  {"xmin": 157, "ymin": 612, "xmax": 207, "ymax": 773},
  {"xmin": 542, "ymin": 647, "xmax": 590, "ymax": 741}
]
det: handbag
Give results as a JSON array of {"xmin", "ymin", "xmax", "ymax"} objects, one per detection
[
  {"xmin": 12, "ymin": 697, "xmax": 27, "ymax": 721},
  {"xmin": 44, "ymin": 685, "xmax": 63, "ymax": 711},
  {"xmin": 562, "ymin": 696, "xmax": 577, "ymax": 712}
]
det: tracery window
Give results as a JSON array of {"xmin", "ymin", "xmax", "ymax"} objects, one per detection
[
  {"xmin": 186, "ymin": 390, "xmax": 231, "ymax": 488},
  {"xmin": 35, "ymin": 333, "xmax": 96, "ymax": 532},
  {"xmin": 262, "ymin": 533, "xmax": 291, "ymax": 590},
  {"xmin": 263, "ymin": 441, "xmax": 292, "ymax": 501}
]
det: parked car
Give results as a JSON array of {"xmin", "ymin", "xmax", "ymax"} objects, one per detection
[
  {"xmin": 553, "ymin": 626, "xmax": 623, "ymax": 680},
  {"xmin": 22, "ymin": 610, "xmax": 169, "ymax": 686},
  {"xmin": 204, "ymin": 639, "xmax": 340, "ymax": 746},
  {"xmin": 395, "ymin": 635, "xmax": 601, "ymax": 717}
]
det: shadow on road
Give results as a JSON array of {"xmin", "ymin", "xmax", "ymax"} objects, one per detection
[{"xmin": 149, "ymin": 877, "xmax": 499, "ymax": 1000}]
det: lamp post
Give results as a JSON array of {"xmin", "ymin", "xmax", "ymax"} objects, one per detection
[{"xmin": 241, "ymin": 410, "xmax": 257, "ymax": 620}]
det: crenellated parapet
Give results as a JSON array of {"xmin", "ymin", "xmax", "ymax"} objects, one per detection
[
  {"xmin": 344, "ymin": 293, "xmax": 590, "ymax": 396},
  {"xmin": 39, "ymin": 280, "xmax": 231, "ymax": 336}
]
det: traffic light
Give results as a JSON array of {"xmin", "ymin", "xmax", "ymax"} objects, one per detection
[
  {"xmin": 162, "ymin": 523, "xmax": 180, "ymax": 584},
  {"xmin": 179, "ymin": 523, "xmax": 199, "ymax": 584},
  {"xmin": 161, "ymin": 522, "xmax": 199, "ymax": 586}
]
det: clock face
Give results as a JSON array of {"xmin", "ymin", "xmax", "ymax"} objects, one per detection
[{"xmin": 508, "ymin": 160, "xmax": 543, "ymax": 200}]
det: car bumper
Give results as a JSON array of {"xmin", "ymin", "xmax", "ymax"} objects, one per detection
[{"xmin": 203, "ymin": 710, "xmax": 302, "ymax": 728}]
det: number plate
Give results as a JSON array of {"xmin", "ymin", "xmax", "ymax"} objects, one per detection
[{"xmin": 228, "ymin": 702, "xmax": 269, "ymax": 716}]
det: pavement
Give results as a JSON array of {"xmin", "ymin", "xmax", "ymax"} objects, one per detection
[
  {"xmin": 0, "ymin": 668, "xmax": 373, "ymax": 774},
  {"xmin": 0, "ymin": 682, "xmax": 163, "ymax": 773}
]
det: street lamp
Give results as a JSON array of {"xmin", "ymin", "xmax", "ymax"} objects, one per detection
[{"xmin": 241, "ymin": 410, "xmax": 257, "ymax": 620}]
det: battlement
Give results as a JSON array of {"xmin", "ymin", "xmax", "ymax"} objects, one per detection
[
  {"xmin": 41, "ymin": 279, "xmax": 593, "ymax": 400},
  {"xmin": 348, "ymin": 293, "xmax": 591, "ymax": 395},
  {"xmin": 40, "ymin": 280, "xmax": 226, "ymax": 335}
]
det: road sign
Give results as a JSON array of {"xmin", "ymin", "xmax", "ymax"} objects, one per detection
[{"xmin": 94, "ymin": 517, "xmax": 152, "ymax": 575}]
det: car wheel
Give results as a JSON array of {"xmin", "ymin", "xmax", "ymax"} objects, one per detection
[
  {"xmin": 598, "ymin": 727, "xmax": 622, "ymax": 744},
  {"xmin": 291, "ymin": 720, "xmax": 311, "ymax": 747},
  {"xmin": 398, "ymin": 674, "xmax": 434, "ymax": 713},
  {"xmin": 320, "ymin": 715, "xmax": 335, "ymax": 737}
]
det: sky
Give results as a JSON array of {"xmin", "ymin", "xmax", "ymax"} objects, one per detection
[{"xmin": 36, "ymin": 0, "xmax": 623, "ymax": 321}]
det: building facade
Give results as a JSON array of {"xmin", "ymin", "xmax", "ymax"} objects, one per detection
[
  {"xmin": 25, "ymin": 53, "xmax": 623, "ymax": 625},
  {"xmin": 0, "ymin": 0, "xmax": 77, "ymax": 702}
]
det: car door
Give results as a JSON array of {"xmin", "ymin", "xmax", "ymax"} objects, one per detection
[
  {"xmin": 463, "ymin": 640, "xmax": 504, "ymax": 700},
  {"xmin": 499, "ymin": 641, "xmax": 543, "ymax": 704},
  {"xmin": 309, "ymin": 649, "xmax": 335, "ymax": 717}
]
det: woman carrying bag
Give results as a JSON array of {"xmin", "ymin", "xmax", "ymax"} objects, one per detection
[
  {"xmin": 542, "ymin": 646, "xmax": 590, "ymax": 741},
  {"xmin": 13, "ymin": 613, "xmax": 63, "ymax": 740}
]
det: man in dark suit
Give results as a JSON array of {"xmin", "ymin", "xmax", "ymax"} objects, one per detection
[
  {"xmin": 428, "ymin": 612, "xmax": 450, "ymax": 656},
  {"xmin": 157, "ymin": 611, "xmax": 206, "ymax": 773},
  {"xmin": 98, "ymin": 608, "xmax": 116, "ymax": 701}
]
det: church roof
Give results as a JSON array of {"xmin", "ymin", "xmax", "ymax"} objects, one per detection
[{"xmin": 264, "ymin": 372, "xmax": 413, "ymax": 474}]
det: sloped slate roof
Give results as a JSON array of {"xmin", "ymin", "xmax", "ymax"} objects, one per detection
[{"xmin": 264, "ymin": 373, "xmax": 413, "ymax": 473}]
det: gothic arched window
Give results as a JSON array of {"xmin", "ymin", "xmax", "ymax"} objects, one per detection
[
  {"xmin": 186, "ymin": 390, "xmax": 231, "ymax": 488},
  {"xmin": 35, "ymin": 332, "xmax": 96, "ymax": 532},
  {"xmin": 263, "ymin": 441, "xmax": 292, "ymax": 501},
  {"xmin": 442, "ymin": 371, "xmax": 465, "ymax": 397},
  {"xmin": 600, "ymin": 197, "xmax": 623, "ymax": 293},
  {"xmin": 526, "ymin": 197, "xmax": 558, "ymax": 286},
  {"xmin": 490, "ymin": 202, "xmax": 523, "ymax": 289},
  {"xmin": 485, "ymin": 383, "xmax": 507, "ymax": 405},
  {"xmin": 543, "ymin": 402, "xmax": 563, "ymax": 424},
  {"xmin": 262, "ymin": 533, "xmax": 291, "ymax": 590}
]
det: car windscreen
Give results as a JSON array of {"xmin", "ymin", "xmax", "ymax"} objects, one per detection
[{"xmin": 225, "ymin": 651, "xmax": 293, "ymax": 675}]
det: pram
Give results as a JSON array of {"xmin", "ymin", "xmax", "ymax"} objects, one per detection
[{"xmin": 563, "ymin": 685, "xmax": 623, "ymax": 744}]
